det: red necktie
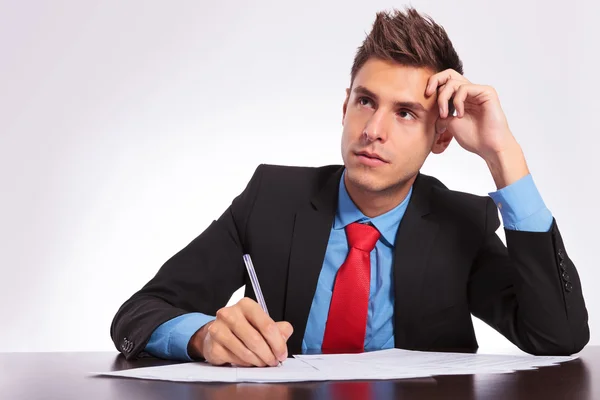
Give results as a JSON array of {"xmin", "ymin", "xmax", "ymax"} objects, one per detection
[{"xmin": 322, "ymin": 222, "xmax": 380, "ymax": 354}]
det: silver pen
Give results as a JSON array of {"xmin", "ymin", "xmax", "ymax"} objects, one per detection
[{"xmin": 242, "ymin": 254, "xmax": 283, "ymax": 367}]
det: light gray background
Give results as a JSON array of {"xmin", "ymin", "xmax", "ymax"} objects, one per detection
[{"xmin": 1, "ymin": 0, "xmax": 598, "ymax": 353}]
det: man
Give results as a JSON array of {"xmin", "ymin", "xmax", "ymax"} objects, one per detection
[{"xmin": 111, "ymin": 8, "xmax": 589, "ymax": 367}]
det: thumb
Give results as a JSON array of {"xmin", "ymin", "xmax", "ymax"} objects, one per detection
[
  {"xmin": 435, "ymin": 117, "xmax": 450, "ymax": 134},
  {"xmin": 275, "ymin": 321, "xmax": 294, "ymax": 340}
]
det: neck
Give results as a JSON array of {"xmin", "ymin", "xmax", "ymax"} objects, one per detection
[{"xmin": 344, "ymin": 173, "xmax": 416, "ymax": 218}]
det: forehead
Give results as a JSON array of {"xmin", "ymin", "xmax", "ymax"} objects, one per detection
[{"xmin": 353, "ymin": 58, "xmax": 436, "ymax": 107}]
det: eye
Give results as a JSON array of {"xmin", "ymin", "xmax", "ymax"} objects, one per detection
[
  {"xmin": 397, "ymin": 110, "xmax": 416, "ymax": 121},
  {"xmin": 357, "ymin": 96, "xmax": 374, "ymax": 108}
]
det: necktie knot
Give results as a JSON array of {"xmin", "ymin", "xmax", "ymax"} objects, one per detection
[{"xmin": 345, "ymin": 222, "xmax": 380, "ymax": 252}]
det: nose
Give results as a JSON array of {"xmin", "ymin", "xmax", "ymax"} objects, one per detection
[{"xmin": 362, "ymin": 110, "xmax": 389, "ymax": 143}]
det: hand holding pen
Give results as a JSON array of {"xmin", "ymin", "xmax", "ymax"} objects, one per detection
[{"xmin": 187, "ymin": 254, "xmax": 293, "ymax": 367}]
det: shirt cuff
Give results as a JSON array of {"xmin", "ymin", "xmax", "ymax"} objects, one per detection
[
  {"xmin": 488, "ymin": 174, "xmax": 553, "ymax": 232},
  {"xmin": 145, "ymin": 313, "xmax": 216, "ymax": 361}
]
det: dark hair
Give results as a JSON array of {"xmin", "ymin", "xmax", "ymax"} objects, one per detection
[{"xmin": 350, "ymin": 7, "xmax": 463, "ymax": 88}]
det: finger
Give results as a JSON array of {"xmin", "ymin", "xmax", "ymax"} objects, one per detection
[
  {"xmin": 240, "ymin": 299, "xmax": 289, "ymax": 363},
  {"xmin": 437, "ymin": 79, "xmax": 463, "ymax": 119},
  {"xmin": 436, "ymin": 83, "xmax": 456, "ymax": 118},
  {"xmin": 235, "ymin": 317, "xmax": 280, "ymax": 366},
  {"xmin": 453, "ymin": 84, "xmax": 496, "ymax": 118},
  {"xmin": 276, "ymin": 321, "xmax": 294, "ymax": 341},
  {"xmin": 453, "ymin": 84, "xmax": 471, "ymax": 118},
  {"xmin": 208, "ymin": 319, "xmax": 267, "ymax": 367},
  {"xmin": 274, "ymin": 321, "xmax": 293, "ymax": 360},
  {"xmin": 426, "ymin": 69, "xmax": 469, "ymax": 96},
  {"xmin": 208, "ymin": 340, "xmax": 254, "ymax": 367}
]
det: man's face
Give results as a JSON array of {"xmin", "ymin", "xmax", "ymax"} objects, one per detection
[{"xmin": 341, "ymin": 57, "xmax": 451, "ymax": 194}]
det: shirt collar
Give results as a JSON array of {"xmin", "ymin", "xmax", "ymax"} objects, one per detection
[{"xmin": 334, "ymin": 169, "xmax": 413, "ymax": 247}]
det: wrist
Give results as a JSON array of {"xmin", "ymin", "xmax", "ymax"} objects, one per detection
[
  {"xmin": 188, "ymin": 321, "xmax": 213, "ymax": 360},
  {"xmin": 484, "ymin": 139, "xmax": 529, "ymax": 190}
]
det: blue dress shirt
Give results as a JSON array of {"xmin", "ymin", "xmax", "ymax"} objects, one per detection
[{"xmin": 145, "ymin": 172, "xmax": 553, "ymax": 360}]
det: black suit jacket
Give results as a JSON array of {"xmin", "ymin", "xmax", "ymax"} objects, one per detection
[{"xmin": 111, "ymin": 164, "xmax": 589, "ymax": 359}]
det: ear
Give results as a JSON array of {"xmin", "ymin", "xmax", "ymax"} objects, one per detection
[
  {"xmin": 431, "ymin": 129, "xmax": 453, "ymax": 154},
  {"xmin": 342, "ymin": 88, "xmax": 350, "ymax": 126}
]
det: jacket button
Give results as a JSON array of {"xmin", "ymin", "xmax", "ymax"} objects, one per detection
[
  {"xmin": 559, "ymin": 261, "xmax": 566, "ymax": 270},
  {"xmin": 562, "ymin": 272, "xmax": 570, "ymax": 282},
  {"xmin": 565, "ymin": 282, "xmax": 573, "ymax": 292},
  {"xmin": 122, "ymin": 337, "xmax": 131, "ymax": 352},
  {"xmin": 558, "ymin": 249, "xmax": 565, "ymax": 260}
]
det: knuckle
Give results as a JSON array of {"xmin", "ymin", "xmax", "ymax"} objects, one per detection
[
  {"xmin": 239, "ymin": 297, "xmax": 252, "ymax": 307},
  {"xmin": 216, "ymin": 307, "xmax": 228, "ymax": 319},
  {"xmin": 207, "ymin": 321, "xmax": 219, "ymax": 337},
  {"xmin": 217, "ymin": 307, "xmax": 235, "ymax": 324},
  {"xmin": 281, "ymin": 321, "xmax": 294, "ymax": 336}
]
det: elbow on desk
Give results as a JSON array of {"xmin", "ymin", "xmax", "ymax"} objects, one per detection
[{"xmin": 521, "ymin": 323, "xmax": 590, "ymax": 356}]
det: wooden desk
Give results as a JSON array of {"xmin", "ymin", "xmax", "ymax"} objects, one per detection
[{"xmin": 1, "ymin": 347, "xmax": 597, "ymax": 399}]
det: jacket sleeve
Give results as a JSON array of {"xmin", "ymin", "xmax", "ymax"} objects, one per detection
[
  {"xmin": 110, "ymin": 165, "xmax": 265, "ymax": 359},
  {"xmin": 467, "ymin": 197, "xmax": 589, "ymax": 355}
]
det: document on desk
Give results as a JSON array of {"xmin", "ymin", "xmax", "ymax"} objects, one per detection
[{"xmin": 97, "ymin": 349, "xmax": 577, "ymax": 383}]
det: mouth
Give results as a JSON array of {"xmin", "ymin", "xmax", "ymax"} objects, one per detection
[{"xmin": 354, "ymin": 151, "xmax": 388, "ymax": 166}]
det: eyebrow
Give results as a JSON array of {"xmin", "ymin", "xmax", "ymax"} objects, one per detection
[{"xmin": 353, "ymin": 85, "xmax": 426, "ymax": 113}]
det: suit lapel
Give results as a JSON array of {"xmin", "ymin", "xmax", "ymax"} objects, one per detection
[
  {"xmin": 392, "ymin": 173, "xmax": 440, "ymax": 349},
  {"xmin": 284, "ymin": 166, "xmax": 344, "ymax": 354}
]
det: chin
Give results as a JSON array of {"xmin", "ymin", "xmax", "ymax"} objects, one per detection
[{"xmin": 345, "ymin": 166, "xmax": 390, "ymax": 193}]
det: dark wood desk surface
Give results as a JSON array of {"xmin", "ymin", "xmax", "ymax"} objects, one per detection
[{"xmin": 1, "ymin": 347, "xmax": 597, "ymax": 400}]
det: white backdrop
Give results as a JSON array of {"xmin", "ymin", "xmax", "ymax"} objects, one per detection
[{"xmin": 1, "ymin": 0, "xmax": 598, "ymax": 353}]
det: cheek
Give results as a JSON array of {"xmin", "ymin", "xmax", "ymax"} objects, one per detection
[
  {"xmin": 341, "ymin": 126, "xmax": 350, "ymax": 144},
  {"xmin": 388, "ymin": 126, "xmax": 433, "ymax": 157},
  {"xmin": 344, "ymin": 108, "xmax": 369, "ymax": 131},
  {"xmin": 341, "ymin": 122, "xmax": 362, "ymax": 146},
  {"xmin": 340, "ymin": 127, "xmax": 354, "ymax": 157},
  {"xmin": 388, "ymin": 125, "xmax": 417, "ymax": 145},
  {"xmin": 402, "ymin": 122, "xmax": 432, "ymax": 142}
]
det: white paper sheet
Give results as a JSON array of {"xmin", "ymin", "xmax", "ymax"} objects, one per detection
[{"xmin": 96, "ymin": 349, "xmax": 578, "ymax": 383}]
